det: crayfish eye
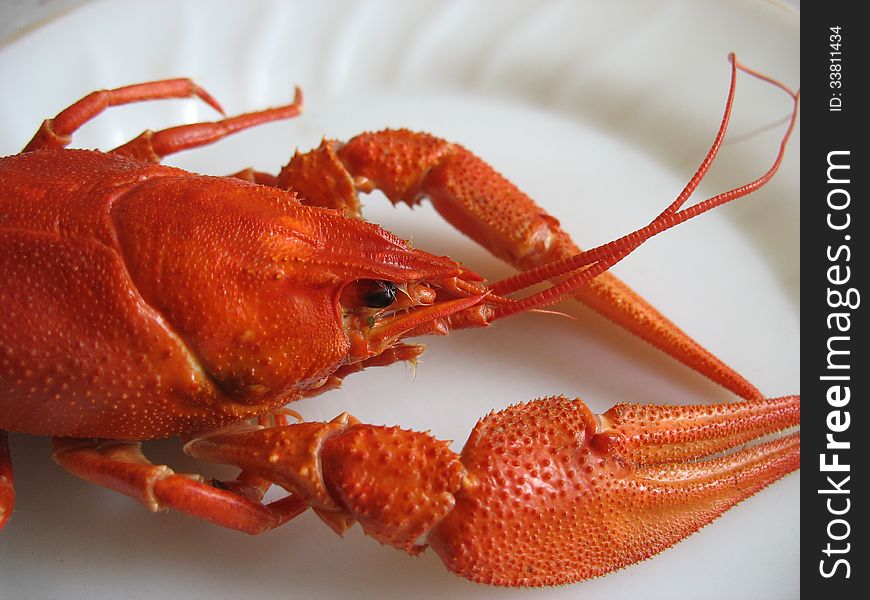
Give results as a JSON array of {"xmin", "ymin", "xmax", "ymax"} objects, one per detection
[
  {"xmin": 363, "ymin": 280, "xmax": 398, "ymax": 308},
  {"xmin": 340, "ymin": 279, "xmax": 401, "ymax": 312}
]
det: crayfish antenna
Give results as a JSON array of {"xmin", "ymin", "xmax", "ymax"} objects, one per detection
[{"xmin": 487, "ymin": 54, "xmax": 800, "ymax": 321}]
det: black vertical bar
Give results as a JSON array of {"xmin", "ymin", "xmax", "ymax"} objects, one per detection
[{"xmin": 802, "ymin": 3, "xmax": 866, "ymax": 598}]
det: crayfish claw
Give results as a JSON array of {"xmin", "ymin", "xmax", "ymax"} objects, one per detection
[
  {"xmin": 184, "ymin": 394, "xmax": 798, "ymax": 584},
  {"xmin": 426, "ymin": 395, "xmax": 800, "ymax": 586}
]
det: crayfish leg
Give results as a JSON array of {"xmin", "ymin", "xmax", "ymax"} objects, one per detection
[
  {"xmin": 298, "ymin": 344, "xmax": 426, "ymax": 400},
  {"xmin": 22, "ymin": 78, "xmax": 305, "ymax": 166},
  {"xmin": 112, "ymin": 88, "xmax": 303, "ymax": 163},
  {"xmin": 275, "ymin": 139, "xmax": 362, "ymax": 217},
  {"xmin": 185, "ymin": 414, "xmax": 465, "ymax": 553},
  {"xmin": 51, "ymin": 438, "xmax": 306, "ymax": 534},
  {"xmin": 23, "ymin": 79, "xmax": 224, "ymax": 152}
]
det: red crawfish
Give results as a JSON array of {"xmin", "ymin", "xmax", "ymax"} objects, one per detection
[{"xmin": 0, "ymin": 55, "xmax": 799, "ymax": 585}]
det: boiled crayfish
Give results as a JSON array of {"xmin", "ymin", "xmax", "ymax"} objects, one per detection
[{"xmin": 0, "ymin": 55, "xmax": 799, "ymax": 586}]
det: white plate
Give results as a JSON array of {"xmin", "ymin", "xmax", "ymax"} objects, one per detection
[{"xmin": 0, "ymin": 1, "xmax": 799, "ymax": 598}]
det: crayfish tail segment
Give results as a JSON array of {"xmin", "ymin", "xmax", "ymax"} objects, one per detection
[
  {"xmin": 427, "ymin": 395, "xmax": 799, "ymax": 586},
  {"xmin": 52, "ymin": 438, "xmax": 306, "ymax": 534},
  {"xmin": 0, "ymin": 431, "xmax": 13, "ymax": 530}
]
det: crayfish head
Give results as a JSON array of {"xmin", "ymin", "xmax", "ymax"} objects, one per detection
[{"xmin": 112, "ymin": 174, "xmax": 494, "ymax": 407}]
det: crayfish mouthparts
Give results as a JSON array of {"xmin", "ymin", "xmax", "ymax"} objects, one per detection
[
  {"xmin": 339, "ymin": 271, "xmax": 505, "ymax": 362},
  {"xmin": 185, "ymin": 393, "xmax": 799, "ymax": 586}
]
